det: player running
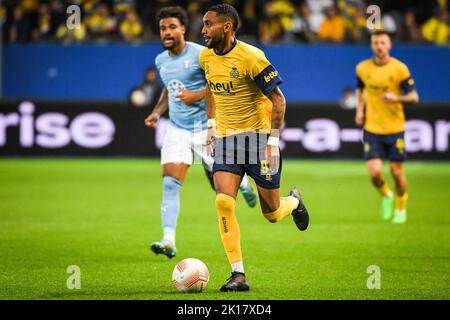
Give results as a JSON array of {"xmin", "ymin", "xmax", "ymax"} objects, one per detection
[
  {"xmin": 145, "ymin": 6, "xmax": 257, "ymax": 259},
  {"xmin": 200, "ymin": 4, "xmax": 309, "ymax": 292},
  {"xmin": 355, "ymin": 30, "xmax": 419, "ymax": 224}
]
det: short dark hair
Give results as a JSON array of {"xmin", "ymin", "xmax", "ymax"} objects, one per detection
[
  {"xmin": 157, "ymin": 6, "xmax": 188, "ymax": 28},
  {"xmin": 207, "ymin": 3, "xmax": 239, "ymax": 31}
]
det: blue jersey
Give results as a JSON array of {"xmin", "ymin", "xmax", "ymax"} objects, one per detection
[{"xmin": 155, "ymin": 41, "xmax": 207, "ymax": 132}]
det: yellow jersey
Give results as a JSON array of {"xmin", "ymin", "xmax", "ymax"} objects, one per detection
[
  {"xmin": 356, "ymin": 57, "xmax": 416, "ymax": 135},
  {"xmin": 199, "ymin": 40, "xmax": 283, "ymax": 137}
]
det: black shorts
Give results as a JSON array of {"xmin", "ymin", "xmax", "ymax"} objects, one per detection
[
  {"xmin": 212, "ymin": 132, "xmax": 281, "ymax": 189},
  {"xmin": 363, "ymin": 130, "xmax": 406, "ymax": 162}
]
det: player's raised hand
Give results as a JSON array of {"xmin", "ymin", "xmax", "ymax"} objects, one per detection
[
  {"xmin": 144, "ymin": 112, "xmax": 160, "ymax": 128},
  {"xmin": 381, "ymin": 92, "xmax": 399, "ymax": 103},
  {"xmin": 265, "ymin": 144, "xmax": 280, "ymax": 175},
  {"xmin": 176, "ymin": 89, "xmax": 200, "ymax": 105}
]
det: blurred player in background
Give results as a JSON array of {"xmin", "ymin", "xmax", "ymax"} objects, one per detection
[
  {"xmin": 201, "ymin": 4, "xmax": 309, "ymax": 291},
  {"xmin": 144, "ymin": 6, "xmax": 257, "ymax": 259},
  {"xmin": 355, "ymin": 30, "xmax": 419, "ymax": 224}
]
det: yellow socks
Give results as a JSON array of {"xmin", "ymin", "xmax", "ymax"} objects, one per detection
[
  {"xmin": 263, "ymin": 196, "xmax": 297, "ymax": 223},
  {"xmin": 215, "ymin": 193, "xmax": 299, "ymax": 271},
  {"xmin": 216, "ymin": 193, "xmax": 242, "ymax": 264},
  {"xmin": 395, "ymin": 193, "xmax": 408, "ymax": 212},
  {"xmin": 377, "ymin": 182, "xmax": 393, "ymax": 198}
]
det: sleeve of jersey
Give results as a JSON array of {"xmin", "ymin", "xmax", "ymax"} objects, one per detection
[
  {"xmin": 398, "ymin": 63, "xmax": 415, "ymax": 94},
  {"xmin": 355, "ymin": 65, "xmax": 365, "ymax": 89},
  {"xmin": 356, "ymin": 76, "xmax": 365, "ymax": 89},
  {"xmin": 154, "ymin": 57, "xmax": 164, "ymax": 87},
  {"xmin": 250, "ymin": 56, "xmax": 283, "ymax": 95}
]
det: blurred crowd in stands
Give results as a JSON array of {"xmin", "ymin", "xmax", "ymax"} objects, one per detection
[{"xmin": 1, "ymin": 0, "xmax": 449, "ymax": 45}]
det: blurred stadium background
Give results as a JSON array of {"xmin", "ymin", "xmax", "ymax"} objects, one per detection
[{"xmin": 0, "ymin": 0, "xmax": 449, "ymax": 300}]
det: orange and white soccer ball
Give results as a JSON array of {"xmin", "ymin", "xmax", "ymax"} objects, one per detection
[{"xmin": 172, "ymin": 258, "xmax": 209, "ymax": 293}]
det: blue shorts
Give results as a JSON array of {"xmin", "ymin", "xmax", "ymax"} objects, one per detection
[
  {"xmin": 363, "ymin": 130, "xmax": 406, "ymax": 162},
  {"xmin": 212, "ymin": 133, "xmax": 281, "ymax": 189}
]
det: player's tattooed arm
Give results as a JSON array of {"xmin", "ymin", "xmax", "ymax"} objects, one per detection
[
  {"xmin": 266, "ymin": 86, "xmax": 286, "ymax": 136},
  {"xmin": 265, "ymin": 86, "xmax": 286, "ymax": 174},
  {"xmin": 355, "ymin": 88, "xmax": 365, "ymax": 127},
  {"xmin": 145, "ymin": 88, "xmax": 168, "ymax": 128}
]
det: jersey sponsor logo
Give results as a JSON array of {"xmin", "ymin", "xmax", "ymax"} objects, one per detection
[
  {"xmin": 367, "ymin": 84, "xmax": 389, "ymax": 93},
  {"xmin": 264, "ymin": 70, "xmax": 279, "ymax": 83},
  {"xmin": 208, "ymin": 80, "xmax": 235, "ymax": 96}
]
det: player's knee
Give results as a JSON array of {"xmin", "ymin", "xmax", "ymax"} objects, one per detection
[
  {"xmin": 390, "ymin": 165, "xmax": 403, "ymax": 178},
  {"xmin": 163, "ymin": 176, "xmax": 181, "ymax": 193},
  {"xmin": 369, "ymin": 167, "xmax": 382, "ymax": 179},
  {"xmin": 216, "ymin": 193, "xmax": 235, "ymax": 215}
]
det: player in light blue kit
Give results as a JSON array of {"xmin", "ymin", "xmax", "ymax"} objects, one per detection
[{"xmin": 145, "ymin": 6, "xmax": 257, "ymax": 259}]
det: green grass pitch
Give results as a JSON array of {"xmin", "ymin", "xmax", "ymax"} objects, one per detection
[{"xmin": 0, "ymin": 159, "xmax": 449, "ymax": 300}]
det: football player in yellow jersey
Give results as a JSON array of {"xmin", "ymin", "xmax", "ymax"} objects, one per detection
[
  {"xmin": 200, "ymin": 4, "xmax": 309, "ymax": 292},
  {"xmin": 355, "ymin": 30, "xmax": 419, "ymax": 224}
]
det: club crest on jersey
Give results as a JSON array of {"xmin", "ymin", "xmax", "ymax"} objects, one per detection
[{"xmin": 230, "ymin": 67, "xmax": 240, "ymax": 79}]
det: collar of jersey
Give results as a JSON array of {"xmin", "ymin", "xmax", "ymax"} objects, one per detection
[
  {"xmin": 168, "ymin": 42, "xmax": 189, "ymax": 58},
  {"xmin": 214, "ymin": 38, "xmax": 238, "ymax": 56},
  {"xmin": 372, "ymin": 56, "xmax": 392, "ymax": 67}
]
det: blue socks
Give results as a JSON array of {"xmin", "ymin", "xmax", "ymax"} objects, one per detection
[{"xmin": 161, "ymin": 176, "xmax": 181, "ymax": 245}]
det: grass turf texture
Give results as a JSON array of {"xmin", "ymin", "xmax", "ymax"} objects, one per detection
[{"xmin": 0, "ymin": 159, "xmax": 449, "ymax": 300}]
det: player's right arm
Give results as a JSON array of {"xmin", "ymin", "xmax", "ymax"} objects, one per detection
[
  {"xmin": 355, "ymin": 88, "xmax": 365, "ymax": 127},
  {"xmin": 176, "ymin": 88, "xmax": 206, "ymax": 105},
  {"xmin": 205, "ymin": 85, "xmax": 216, "ymax": 156},
  {"xmin": 144, "ymin": 88, "xmax": 168, "ymax": 128},
  {"xmin": 355, "ymin": 65, "xmax": 365, "ymax": 127}
]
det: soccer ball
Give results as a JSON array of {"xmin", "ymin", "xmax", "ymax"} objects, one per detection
[{"xmin": 172, "ymin": 258, "xmax": 209, "ymax": 293}]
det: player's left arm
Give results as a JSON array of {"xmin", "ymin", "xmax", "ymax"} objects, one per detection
[
  {"xmin": 265, "ymin": 86, "xmax": 286, "ymax": 174},
  {"xmin": 266, "ymin": 86, "xmax": 286, "ymax": 137},
  {"xmin": 383, "ymin": 88, "xmax": 419, "ymax": 104},
  {"xmin": 382, "ymin": 65, "xmax": 420, "ymax": 104},
  {"xmin": 250, "ymin": 54, "xmax": 284, "ymax": 174}
]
